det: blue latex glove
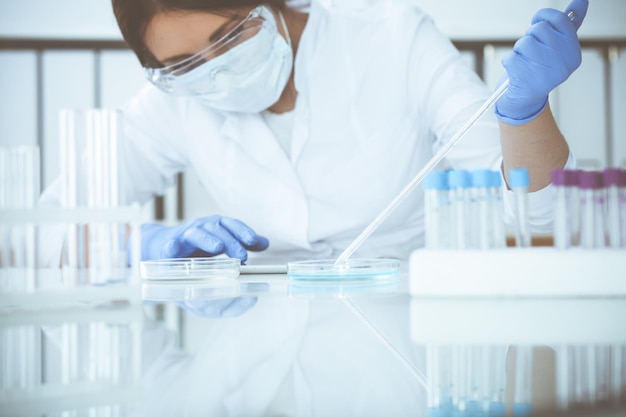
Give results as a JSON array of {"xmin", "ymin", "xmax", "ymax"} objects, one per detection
[
  {"xmin": 138, "ymin": 215, "xmax": 269, "ymax": 261},
  {"xmin": 495, "ymin": 0, "xmax": 589, "ymax": 125},
  {"xmin": 175, "ymin": 283, "xmax": 268, "ymax": 318}
]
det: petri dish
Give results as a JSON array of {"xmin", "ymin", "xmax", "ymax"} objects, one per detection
[
  {"xmin": 140, "ymin": 257, "xmax": 240, "ymax": 282},
  {"xmin": 287, "ymin": 258, "xmax": 400, "ymax": 283}
]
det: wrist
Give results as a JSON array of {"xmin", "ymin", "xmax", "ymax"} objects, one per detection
[{"xmin": 495, "ymin": 96, "xmax": 548, "ymax": 126}]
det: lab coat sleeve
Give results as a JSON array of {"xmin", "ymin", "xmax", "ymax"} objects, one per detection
[{"xmin": 407, "ymin": 14, "xmax": 502, "ymax": 172}]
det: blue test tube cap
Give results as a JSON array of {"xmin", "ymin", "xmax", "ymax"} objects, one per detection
[
  {"xmin": 512, "ymin": 403, "xmax": 533, "ymax": 417},
  {"xmin": 424, "ymin": 171, "xmax": 449, "ymax": 190},
  {"xmin": 489, "ymin": 170, "xmax": 503, "ymax": 188},
  {"xmin": 448, "ymin": 170, "xmax": 472, "ymax": 189},
  {"xmin": 426, "ymin": 407, "xmax": 446, "ymax": 417},
  {"xmin": 509, "ymin": 168, "xmax": 530, "ymax": 188},
  {"xmin": 488, "ymin": 402, "xmax": 506, "ymax": 417},
  {"xmin": 471, "ymin": 169, "xmax": 492, "ymax": 188}
]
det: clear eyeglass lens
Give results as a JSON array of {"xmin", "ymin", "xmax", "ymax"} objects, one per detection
[{"xmin": 153, "ymin": 7, "xmax": 265, "ymax": 76}]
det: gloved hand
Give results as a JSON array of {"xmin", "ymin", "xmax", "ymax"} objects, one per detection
[
  {"xmin": 176, "ymin": 283, "xmax": 268, "ymax": 318},
  {"xmin": 495, "ymin": 0, "xmax": 589, "ymax": 125},
  {"xmin": 138, "ymin": 215, "xmax": 269, "ymax": 262}
]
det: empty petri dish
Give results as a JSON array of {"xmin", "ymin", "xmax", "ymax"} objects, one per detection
[
  {"xmin": 287, "ymin": 258, "xmax": 400, "ymax": 282},
  {"xmin": 140, "ymin": 257, "xmax": 240, "ymax": 281}
]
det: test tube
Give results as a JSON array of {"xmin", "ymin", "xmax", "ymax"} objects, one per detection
[
  {"xmin": 488, "ymin": 346, "xmax": 507, "ymax": 417},
  {"xmin": 603, "ymin": 168, "xmax": 626, "ymax": 248},
  {"xmin": 448, "ymin": 170, "xmax": 473, "ymax": 249},
  {"xmin": 424, "ymin": 171, "xmax": 450, "ymax": 249},
  {"xmin": 426, "ymin": 345, "xmax": 443, "ymax": 417},
  {"xmin": 579, "ymin": 171, "xmax": 606, "ymax": 249},
  {"xmin": 471, "ymin": 170, "xmax": 493, "ymax": 250},
  {"xmin": 513, "ymin": 346, "xmax": 533, "ymax": 417},
  {"xmin": 489, "ymin": 171, "xmax": 506, "ymax": 249},
  {"xmin": 551, "ymin": 169, "xmax": 581, "ymax": 249},
  {"xmin": 509, "ymin": 168, "xmax": 531, "ymax": 248}
]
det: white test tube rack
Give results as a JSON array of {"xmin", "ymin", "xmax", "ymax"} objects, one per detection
[{"xmin": 409, "ymin": 247, "xmax": 626, "ymax": 298}]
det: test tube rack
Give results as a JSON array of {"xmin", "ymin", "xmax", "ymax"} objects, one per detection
[
  {"xmin": 0, "ymin": 205, "xmax": 143, "ymax": 417},
  {"xmin": 409, "ymin": 247, "xmax": 626, "ymax": 298}
]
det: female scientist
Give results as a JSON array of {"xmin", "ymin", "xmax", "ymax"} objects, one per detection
[{"xmin": 107, "ymin": 0, "xmax": 588, "ymax": 263}]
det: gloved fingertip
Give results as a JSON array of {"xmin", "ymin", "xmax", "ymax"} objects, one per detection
[
  {"xmin": 225, "ymin": 245, "xmax": 248, "ymax": 262},
  {"xmin": 566, "ymin": 0, "xmax": 589, "ymax": 30},
  {"xmin": 248, "ymin": 235, "xmax": 270, "ymax": 251},
  {"xmin": 161, "ymin": 239, "xmax": 181, "ymax": 258}
]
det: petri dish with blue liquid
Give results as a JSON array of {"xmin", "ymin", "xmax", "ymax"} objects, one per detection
[{"xmin": 287, "ymin": 258, "xmax": 401, "ymax": 283}]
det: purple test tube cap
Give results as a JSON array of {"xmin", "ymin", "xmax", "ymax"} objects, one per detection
[
  {"xmin": 579, "ymin": 171, "xmax": 604, "ymax": 190},
  {"xmin": 551, "ymin": 169, "xmax": 580, "ymax": 186},
  {"xmin": 603, "ymin": 168, "xmax": 626, "ymax": 187}
]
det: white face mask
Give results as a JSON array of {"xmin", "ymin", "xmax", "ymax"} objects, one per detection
[{"xmin": 175, "ymin": 7, "xmax": 293, "ymax": 113}]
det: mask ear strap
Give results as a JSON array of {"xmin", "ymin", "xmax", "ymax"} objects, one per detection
[{"xmin": 277, "ymin": 9, "xmax": 292, "ymax": 47}]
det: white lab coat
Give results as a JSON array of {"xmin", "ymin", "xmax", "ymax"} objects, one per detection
[
  {"xmin": 36, "ymin": 1, "xmax": 569, "ymax": 415},
  {"xmin": 41, "ymin": 0, "xmax": 561, "ymax": 263}
]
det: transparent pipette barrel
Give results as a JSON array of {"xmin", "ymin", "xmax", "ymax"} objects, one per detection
[
  {"xmin": 579, "ymin": 171, "xmax": 606, "ymax": 249},
  {"xmin": 509, "ymin": 168, "xmax": 531, "ymax": 248},
  {"xmin": 334, "ymin": 81, "xmax": 510, "ymax": 264},
  {"xmin": 603, "ymin": 168, "xmax": 626, "ymax": 248}
]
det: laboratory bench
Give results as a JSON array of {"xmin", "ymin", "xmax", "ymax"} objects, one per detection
[{"xmin": 1, "ymin": 264, "xmax": 625, "ymax": 417}]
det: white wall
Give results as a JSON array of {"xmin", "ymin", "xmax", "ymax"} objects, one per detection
[
  {"xmin": 0, "ymin": 0, "xmax": 122, "ymax": 39},
  {"xmin": 411, "ymin": 0, "xmax": 626, "ymax": 40},
  {"xmin": 2, "ymin": 0, "xmax": 625, "ymax": 40}
]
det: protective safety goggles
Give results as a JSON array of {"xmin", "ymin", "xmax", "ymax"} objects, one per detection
[{"xmin": 144, "ymin": 5, "xmax": 279, "ymax": 95}]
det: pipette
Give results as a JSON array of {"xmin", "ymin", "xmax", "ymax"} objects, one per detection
[{"xmin": 335, "ymin": 11, "xmax": 577, "ymax": 265}]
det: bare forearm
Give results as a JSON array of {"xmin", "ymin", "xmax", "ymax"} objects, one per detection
[{"xmin": 500, "ymin": 104, "xmax": 570, "ymax": 192}]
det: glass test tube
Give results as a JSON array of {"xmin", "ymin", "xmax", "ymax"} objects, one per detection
[
  {"xmin": 472, "ymin": 170, "xmax": 492, "ymax": 250},
  {"xmin": 509, "ymin": 168, "xmax": 531, "ymax": 248},
  {"xmin": 551, "ymin": 169, "xmax": 581, "ymax": 249},
  {"xmin": 448, "ymin": 170, "xmax": 472, "ymax": 249},
  {"xmin": 470, "ymin": 169, "xmax": 506, "ymax": 249},
  {"xmin": 579, "ymin": 171, "xmax": 606, "ymax": 249},
  {"xmin": 60, "ymin": 109, "xmax": 125, "ymax": 282},
  {"xmin": 426, "ymin": 345, "xmax": 442, "ymax": 417},
  {"xmin": 489, "ymin": 171, "xmax": 506, "ymax": 249},
  {"xmin": 488, "ymin": 346, "xmax": 507, "ymax": 417},
  {"xmin": 424, "ymin": 171, "xmax": 450, "ymax": 249},
  {"xmin": 603, "ymin": 168, "xmax": 626, "ymax": 248},
  {"xmin": 513, "ymin": 346, "xmax": 533, "ymax": 417},
  {"xmin": 0, "ymin": 146, "xmax": 41, "ymax": 393}
]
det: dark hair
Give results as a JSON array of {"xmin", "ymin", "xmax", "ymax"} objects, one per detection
[{"xmin": 112, "ymin": 0, "xmax": 287, "ymax": 68}]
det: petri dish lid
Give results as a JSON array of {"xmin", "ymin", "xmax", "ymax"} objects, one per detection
[
  {"xmin": 287, "ymin": 258, "xmax": 400, "ymax": 282},
  {"xmin": 140, "ymin": 257, "xmax": 240, "ymax": 281}
]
